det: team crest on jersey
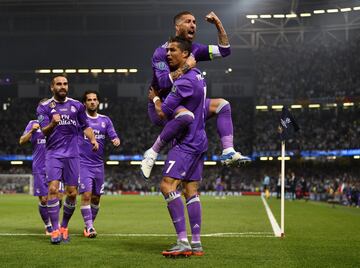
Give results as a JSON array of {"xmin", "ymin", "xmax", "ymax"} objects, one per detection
[
  {"xmin": 156, "ymin": 61, "xmax": 167, "ymax": 70},
  {"xmin": 171, "ymin": 85, "xmax": 177, "ymax": 93},
  {"xmin": 71, "ymin": 106, "xmax": 77, "ymax": 113},
  {"xmin": 101, "ymin": 122, "xmax": 106, "ymax": 128},
  {"xmin": 37, "ymin": 114, "xmax": 44, "ymax": 123},
  {"xmin": 49, "ymin": 101, "xmax": 56, "ymax": 108}
]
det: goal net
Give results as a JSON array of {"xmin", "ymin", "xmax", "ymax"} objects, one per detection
[{"xmin": 0, "ymin": 174, "xmax": 33, "ymax": 195}]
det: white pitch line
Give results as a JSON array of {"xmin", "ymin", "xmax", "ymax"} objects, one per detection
[
  {"xmin": 261, "ymin": 195, "xmax": 282, "ymax": 237},
  {"xmin": 0, "ymin": 232, "xmax": 274, "ymax": 238}
]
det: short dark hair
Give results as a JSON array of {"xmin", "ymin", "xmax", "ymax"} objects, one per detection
[
  {"xmin": 168, "ymin": 36, "xmax": 192, "ymax": 55},
  {"xmin": 173, "ymin": 11, "xmax": 194, "ymax": 25},
  {"xmin": 82, "ymin": 90, "xmax": 100, "ymax": 103},
  {"xmin": 51, "ymin": 75, "xmax": 67, "ymax": 86}
]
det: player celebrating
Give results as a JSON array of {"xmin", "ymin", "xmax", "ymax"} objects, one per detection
[
  {"xmin": 79, "ymin": 90, "xmax": 120, "ymax": 238},
  {"xmin": 37, "ymin": 76, "xmax": 99, "ymax": 244},
  {"xmin": 149, "ymin": 36, "xmax": 207, "ymax": 257},
  {"xmin": 141, "ymin": 11, "xmax": 250, "ymax": 179},
  {"xmin": 19, "ymin": 103, "xmax": 53, "ymax": 235}
]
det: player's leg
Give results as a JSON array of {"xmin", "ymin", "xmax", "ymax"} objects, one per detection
[
  {"xmin": 141, "ymin": 107, "xmax": 194, "ymax": 180},
  {"xmin": 60, "ymin": 158, "xmax": 80, "ymax": 243},
  {"xmin": 160, "ymin": 149, "xmax": 193, "ymax": 257},
  {"xmin": 206, "ymin": 98, "xmax": 251, "ymax": 166},
  {"xmin": 90, "ymin": 195, "xmax": 100, "ymax": 223},
  {"xmin": 79, "ymin": 167, "xmax": 96, "ymax": 238},
  {"xmin": 147, "ymin": 101, "xmax": 167, "ymax": 127},
  {"xmin": 183, "ymin": 154, "xmax": 205, "ymax": 256},
  {"xmin": 34, "ymin": 172, "xmax": 52, "ymax": 235},
  {"xmin": 46, "ymin": 158, "xmax": 62, "ymax": 244},
  {"xmin": 84, "ymin": 166, "xmax": 104, "ymax": 238},
  {"xmin": 160, "ymin": 177, "xmax": 192, "ymax": 257}
]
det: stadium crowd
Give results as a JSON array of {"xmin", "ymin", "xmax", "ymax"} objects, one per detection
[
  {"xmin": 255, "ymin": 38, "xmax": 360, "ymax": 103},
  {"xmin": 2, "ymin": 97, "xmax": 359, "ymax": 157}
]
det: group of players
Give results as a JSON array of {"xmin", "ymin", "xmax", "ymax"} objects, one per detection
[
  {"xmin": 20, "ymin": 85, "xmax": 120, "ymax": 243},
  {"xmin": 20, "ymin": 11, "xmax": 250, "ymax": 257}
]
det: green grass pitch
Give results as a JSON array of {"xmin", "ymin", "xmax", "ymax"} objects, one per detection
[{"xmin": 0, "ymin": 194, "xmax": 359, "ymax": 267}]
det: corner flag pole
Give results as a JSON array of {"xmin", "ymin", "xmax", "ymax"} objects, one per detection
[
  {"xmin": 278, "ymin": 106, "xmax": 299, "ymax": 238},
  {"xmin": 280, "ymin": 140, "xmax": 285, "ymax": 237}
]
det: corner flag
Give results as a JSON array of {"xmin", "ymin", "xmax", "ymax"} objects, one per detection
[{"xmin": 278, "ymin": 106, "xmax": 299, "ymax": 141}]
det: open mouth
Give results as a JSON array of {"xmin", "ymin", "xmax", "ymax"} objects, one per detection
[{"xmin": 187, "ymin": 30, "xmax": 195, "ymax": 38}]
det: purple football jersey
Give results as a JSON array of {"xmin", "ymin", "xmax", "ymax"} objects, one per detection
[
  {"xmin": 23, "ymin": 120, "xmax": 46, "ymax": 174},
  {"xmin": 151, "ymin": 41, "xmax": 230, "ymax": 90},
  {"xmin": 36, "ymin": 97, "xmax": 89, "ymax": 159},
  {"xmin": 79, "ymin": 113, "xmax": 118, "ymax": 167},
  {"xmin": 161, "ymin": 68, "xmax": 208, "ymax": 154}
]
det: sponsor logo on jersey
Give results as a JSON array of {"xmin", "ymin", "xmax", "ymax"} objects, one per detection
[
  {"xmin": 59, "ymin": 108, "xmax": 68, "ymax": 112},
  {"xmin": 50, "ymin": 109, "xmax": 57, "ymax": 113},
  {"xmin": 37, "ymin": 138, "xmax": 46, "ymax": 144},
  {"xmin": 59, "ymin": 114, "xmax": 77, "ymax": 126}
]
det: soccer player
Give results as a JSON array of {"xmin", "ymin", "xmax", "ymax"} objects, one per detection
[
  {"xmin": 37, "ymin": 75, "xmax": 99, "ymax": 244},
  {"xmin": 19, "ymin": 103, "xmax": 53, "ymax": 235},
  {"xmin": 215, "ymin": 177, "xmax": 225, "ymax": 199},
  {"xmin": 141, "ymin": 11, "xmax": 250, "ymax": 179},
  {"xmin": 149, "ymin": 36, "xmax": 206, "ymax": 257},
  {"xmin": 79, "ymin": 90, "xmax": 120, "ymax": 238}
]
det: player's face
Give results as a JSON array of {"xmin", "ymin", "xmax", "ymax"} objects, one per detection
[
  {"xmin": 166, "ymin": 42, "xmax": 188, "ymax": 69},
  {"xmin": 85, "ymin": 93, "xmax": 99, "ymax": 112},
  {"xmin": 175, "ymin": 14, "xmax": 196, "ymax": 41},
  {"xmin": 51, "ymin": 76, "xmax": 68, "ymax": 101}
]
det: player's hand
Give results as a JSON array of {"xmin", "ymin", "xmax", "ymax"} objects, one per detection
[
  {"xmin": 112, "ymin": 138, "xmax": 120, "ymax": 147},
  {"xmin": 51, "ymin": 114, "xmax": 61, "ymax": 126},
  {"xmin": 31, "ymin": 123, "xmax": 40, "ymax": 132},
  {"xmin": 91, "ymin": 140, "xmax": 99, "ymax": 151},
  {"xmin": 205, "ymin": 11, "xmax": 221, "ymax": 25},
  {"xmin": 185, "ymin": 55, "xmax": 196, "ymax": 69},
  {"xmin": 148, "ymin": 86, "xmax": 159, "ymax": 101}
]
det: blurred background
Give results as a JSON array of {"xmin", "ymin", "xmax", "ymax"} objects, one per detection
[{"xmin": 0, "ymin": 0, "xmax": 359, "ymax": 205}]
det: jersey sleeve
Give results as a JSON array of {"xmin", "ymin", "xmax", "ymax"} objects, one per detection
[
  {"xmin": 23, "ymin": 121, "xmax": 33, "ymax": 135},
  {"xmin": 106, "ymin": 117, "xmax": 118, "ymax": 140},
  {"xmin": 77, "ymin": 103, "xmax": 89, "ymax": 130},
  {"xmin": 36, "ymin": 105, "xmax": 50, "ymax": 129},
  {"xmin": 152, "ymin": 47, "xmax": 174, "ymax": 89},
  {"xmin": 193, "ymin": 43, "xmax": 231, "ymax": 61}
]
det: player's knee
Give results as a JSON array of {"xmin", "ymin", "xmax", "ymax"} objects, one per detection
[
  {"xmin": 91, "ymin": 195, "xmax": 100, "ymax": 206},
  {"xmin": 215, "ymin": 99, "xmax": 230, "ymax": 114},
  {"xmin": 48, "ymin": 185, "xmax": 59, "ymax": 195},
  {"xmin": 66, "ymin": 187, "xmax": 78, "ymax": 199},
  {"xmin": 175, "ymin": 111, "xmax": 194, "ymax": 127},
  {"xmin": 82, "ymin": 192, "xmax": 91, "ymax": 203},
  {"xmin": 160, "ymin": 181, "xmax": 174, "ymax": 196},
  {"xmin": 39, "ymin": 196, "xmax": 48, "ymax": 205}
]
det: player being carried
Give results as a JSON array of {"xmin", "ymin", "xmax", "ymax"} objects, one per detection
[
  {"xmin": 141, "ymin": 11, "xmax": 250, "ymax": 180},
  {"xmin": 78, "ymin": 90, "xmax": 120, "ymax": 238}
]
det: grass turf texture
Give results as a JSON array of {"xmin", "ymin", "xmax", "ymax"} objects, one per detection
[{"xmin": 0, "ymin": 195, "xmax": 359, "ymax": 267}]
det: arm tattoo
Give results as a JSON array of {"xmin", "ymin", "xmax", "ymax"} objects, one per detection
[{"xmin": 170, "ymin": 63, "xmax": 190, "ymax": 80}]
